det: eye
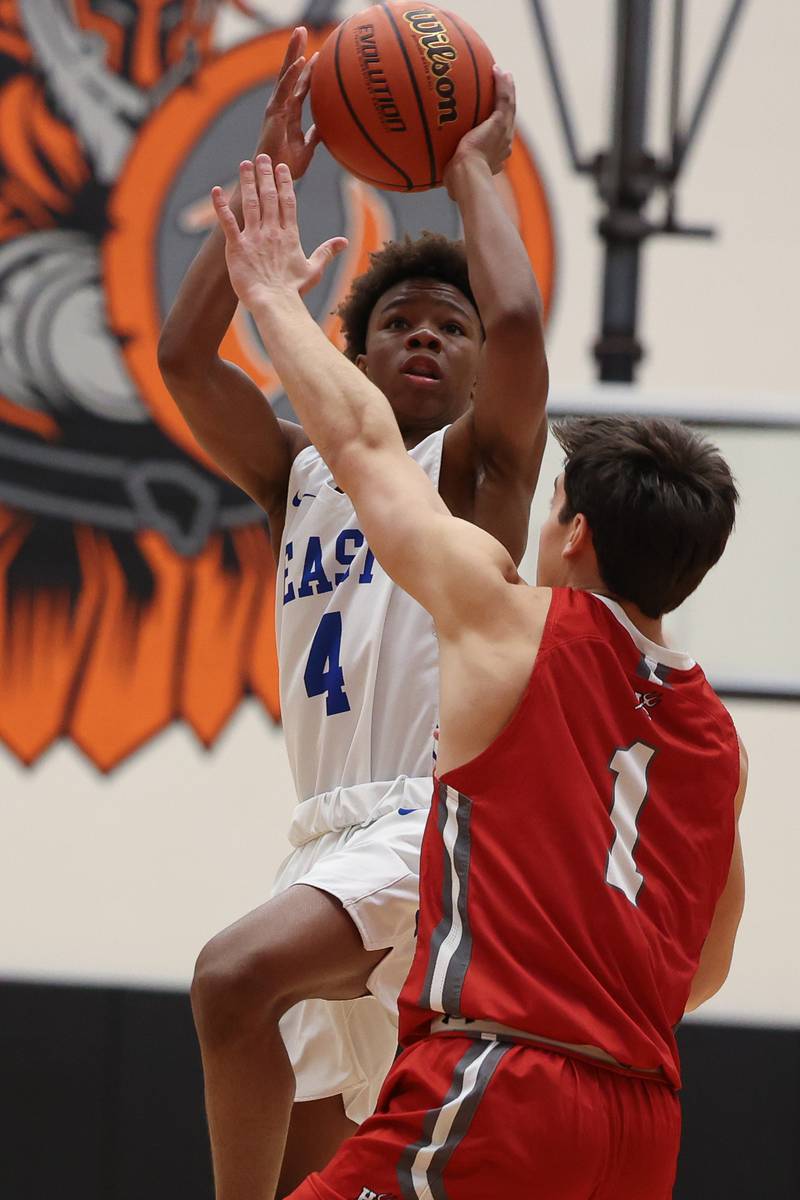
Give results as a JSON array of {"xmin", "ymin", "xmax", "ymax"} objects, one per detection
[
  {"xmin": 443, "ymin": 322, "xmax": 465, "ymax": 336},
  {"xmin": 385, "ymin": 317, "xmax": 409, "ymax": 330}
]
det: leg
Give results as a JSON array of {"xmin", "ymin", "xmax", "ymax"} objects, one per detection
[
  {"xmin": 276, "ymin": 1096, "xmax": 357, "ymax": 1200},
  {"xmin": 191, "ymin": 884, "xmax": 387, "ymax": 1200}
]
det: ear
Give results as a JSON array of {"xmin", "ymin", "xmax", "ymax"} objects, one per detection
[
  {"xmin": 561, "ymin": 512, "xmax": 592, "ymax": 560},
  {"xmin": 355, "ymin": 354, "xmax": 369, "ymax": 377}
]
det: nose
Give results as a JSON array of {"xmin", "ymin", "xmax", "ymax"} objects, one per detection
[{"xmin": 405, "ymin": 327, "xmax": 442, "ymax": 352}]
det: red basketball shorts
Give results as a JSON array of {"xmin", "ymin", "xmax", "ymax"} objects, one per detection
[{"xmin": 286, "ymin": 1033, "xmax": 681, "ymax": 1200}]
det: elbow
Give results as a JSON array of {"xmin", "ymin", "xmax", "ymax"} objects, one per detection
[
  {"xmin": 156, "ymin": 325, "xmax": 187, "ymax": 383},
  {"xmin": 684, "ymin": 978, "xmax": 723, "ymax": 1015},
  {"xmin": 157, "ymin": 322, "xmax": 212, "ymax": 385},
  {"xmin": 684, "ymin": 959, "xmax": 733, "ymax": 1015}
]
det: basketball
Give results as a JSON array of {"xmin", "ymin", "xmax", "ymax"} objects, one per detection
[{"xmin": 310, "ymin": 3, "xmax": 496, "ymax": 192}]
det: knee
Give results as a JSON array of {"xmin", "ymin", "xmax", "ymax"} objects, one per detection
[{"xmin": 190, "ymin": 927, "xmax": 288, "ymax": 1047}]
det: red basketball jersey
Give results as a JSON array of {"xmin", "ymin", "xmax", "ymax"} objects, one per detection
[{"xmin": 399, "ymin": 588, "xmax": 740, "ymax": 1088}]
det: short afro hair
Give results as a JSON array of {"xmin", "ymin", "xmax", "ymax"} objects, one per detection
[{"xmin": 337, "ymin": 232, "xmax": 477, "ymax": 362}]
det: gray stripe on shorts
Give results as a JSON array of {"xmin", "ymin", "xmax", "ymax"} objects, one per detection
[{"xmin": 396, "ymin": 1039, "xmax": 510, "ymax": 1200}]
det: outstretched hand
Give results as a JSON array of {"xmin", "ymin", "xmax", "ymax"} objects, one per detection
[
  {"xmin": 212, "ymin": 156, "xmax": 348, "ymax": 310},
  {"xmin": 443, "ymin": 66, "xmax": 516, "ymax": 194},
  {"xmin": 257, "ymin": 26, "xmax": 321, "ymax": 181}
]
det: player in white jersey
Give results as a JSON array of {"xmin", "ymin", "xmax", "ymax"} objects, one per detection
[{"xmin": 158, "ymin": 29, "xmax": 548, "ymax": 1200}]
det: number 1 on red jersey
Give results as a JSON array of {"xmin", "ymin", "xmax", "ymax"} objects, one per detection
[{"xmin": 606, "ymin": 742, "xmax": 657, "ymax": 905}]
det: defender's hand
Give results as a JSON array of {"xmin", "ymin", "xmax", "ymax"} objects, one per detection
[
  {"xmin": 443, "ymin": 67, "xmax": 515, "ymax": 196},
  {"xmin": 256, "ymin": 26, "xmax": 321, "ymax": 181},
  {"xmin": 212, "ymin": 156, "xmax": 348, "ymax": 310}
]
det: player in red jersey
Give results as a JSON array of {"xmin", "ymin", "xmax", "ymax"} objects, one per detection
[{"xmin": 212, "ymin": 158, "xmax": 746, "ymax": 1199}]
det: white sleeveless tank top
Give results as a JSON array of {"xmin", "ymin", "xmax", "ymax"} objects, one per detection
[{"xmin": 276, "ymin": 428, "xmax": 444, "ymax": 827}]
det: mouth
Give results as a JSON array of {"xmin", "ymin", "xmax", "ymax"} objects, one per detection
[{"xmin": 400, "ymin": 355, "xmax": 442, "ymax": 386}]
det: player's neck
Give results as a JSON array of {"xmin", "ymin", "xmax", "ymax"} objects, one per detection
[
  {"xmin": 397, "ymin": 408, "xmax": 465, "ymax": 449},
  {"xmin": 592, "ymin": 590, "xmax": 667, "ymax": 648},
  {"xmin": 401, "ymin": 426, "xmax": 439, "ymax": 450}
]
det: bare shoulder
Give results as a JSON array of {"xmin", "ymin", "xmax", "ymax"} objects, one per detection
[
  {"xmin": 499, "ymin": 579, "xmax": 553, "ymax": 651},
  {"xmin": 264, "ymin": 420, "xmax": 312, "ymax": 558},
  {"xmin": 438, "ymin": 413, "xmax": 545, "ymax": 566},
  {"xmin": 445, "ymin": 557, "xmax": 552, "ymax": 654},
  {"xmin": 278, "ymin": 418, "xmax": 312, "ymax": 461},
  {"xmin": 438, "ymin": 412, "xmax": 478, "ymax": 513},
  {"xmin": 436, "ymin": 583, "xmax": 553, "ymax": 775}
]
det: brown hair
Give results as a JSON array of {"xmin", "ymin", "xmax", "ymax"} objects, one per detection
[
  {"xmin": 552, "ymin": 415, "xmax": 739, "ymax": 618},
  {"xmin": 337, "ymin": 232, "xmax": 477, "ymax": 361}
]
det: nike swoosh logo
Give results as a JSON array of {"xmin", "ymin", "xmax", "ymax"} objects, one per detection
[
  {"xmin": 291, "ymin": 491, "xmax": 317, "ymax": 507},
  {"xmin": 398, "ymin": 808, "xmax": 418, "ymax": 816}
]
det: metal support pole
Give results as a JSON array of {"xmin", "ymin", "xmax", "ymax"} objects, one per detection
[
  {"xmin": 530, "ymin": 0, "xmax": 747, "ymax": 385},
  {"xmin": 528, "ymin": 0, "xmax": 589, "ymax": 172},
  {"xmin": 595, "ymin": 0, "xmax": 654, "ymax": 383}
]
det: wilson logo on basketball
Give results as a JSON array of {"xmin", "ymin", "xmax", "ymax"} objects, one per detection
[{"xmin": 403, "ymin": 7, "xmax": 460, "ymax": 125}]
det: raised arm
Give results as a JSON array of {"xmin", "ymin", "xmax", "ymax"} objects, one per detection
[
  {"xmin": 212, "ymin": 156, "xmax": 517, "ymax": 634},
  {"xmin": 684, "ymin": 741, "xmax": 748, "ymax": 1013},
  {"xmin": 442, "ymin": 70, "xmax": 549, "ymax": 562},
  {"xmin": 157, "ymin": 29, "xmax": 344, "ymax": 527}
]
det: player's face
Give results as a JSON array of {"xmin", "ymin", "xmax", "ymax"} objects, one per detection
[
  {"xmin": 359, "ymin": 279, "xmax": 482, "ymax": 434},
  {"xmin": 536, "ymin": 474, "xmax": 572, "ymax": 586}
]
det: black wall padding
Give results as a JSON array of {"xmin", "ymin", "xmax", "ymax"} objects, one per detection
[{"xmin": 674, "ymin": 1022, "xmax": 800, "ymax": 1198}]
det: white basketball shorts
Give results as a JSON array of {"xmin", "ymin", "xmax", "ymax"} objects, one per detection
[{"xmin": 270, "ymin": 776, "xmax": 433, "ymax": 1125}]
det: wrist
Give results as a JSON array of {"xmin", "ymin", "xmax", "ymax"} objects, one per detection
[
  {"xmin": 444, "ymin": 150, "xmax": 492, "ymax": 196},
  {"xmin": 248, "ymin": 284, "xmax": 305, "ymax": 324}
]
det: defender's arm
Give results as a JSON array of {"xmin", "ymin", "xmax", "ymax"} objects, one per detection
[
  {"xmin": 684, "ymin": 742, "xmax": 748, "ymax": 1013},
  {"xmin": 444, "ymin": 72, "xmax": 549, "ymax": 562}
]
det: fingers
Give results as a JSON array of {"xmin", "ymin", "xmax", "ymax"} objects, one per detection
[
  {"xmin": 310, "ymin": 237, "xmax": 349, "ymax": 270},
  {"xmin": 287, "ymin": 52, "xmax": 319, "ymax": 144},
  {"xmin": 274, "ymin": 161, "xmax": 298, "ymax": 230},
  {"xmin": 492, "ymin": 65, "xmax": 516, "ymax": 118},
  {"xmin": 255, "ymin": 154, "xmax": 279, "ymax": 225},
  {"xmin": 239, "ymin": 160, "xmax": 261, "ymax": 233},
  {"xmin": 277, "ymin": 25, "xmax": 306, "ymax": 83},
  {"xmin": 272, "ymin": 54, "xmax": 306, "ymax": 108},
  {"xmin": 211, "ymin": 186, "xmax": 242, "ymax": 245},
  {"xmin": 295, "ymin": 50, "xmax": 319, "ymax": 101},
  {"xmin": 269, "ymin": 26, "xmax": 310, "ymax": 110},
  {"xmin": 304, "ymin": 237, "xmax": 349, "ymax": 294},
  {"xmin": 506, "ymin": 72, "xmax": 517, "ymax": 121},
  {"xmin": 305, "ymin": 123, "xmax": 321, "ymax": 152}
]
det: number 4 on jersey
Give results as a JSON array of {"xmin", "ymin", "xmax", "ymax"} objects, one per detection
[
  {"xmin": 304, "ymin": 612, "xmax": 351, "ymax": 716},
  {"xmin": 606, "ymin": 742, "xmax": 657, "ymax": 905}
]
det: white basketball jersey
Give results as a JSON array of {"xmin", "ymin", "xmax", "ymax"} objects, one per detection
[{"xmin": 276, "ymin": 428, "xmax": 444, "ymax": 807}]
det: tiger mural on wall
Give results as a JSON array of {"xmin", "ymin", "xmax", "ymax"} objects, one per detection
[{"xmin": 0, "ymin": 0, "xmax": 555, "ymax": 773}]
